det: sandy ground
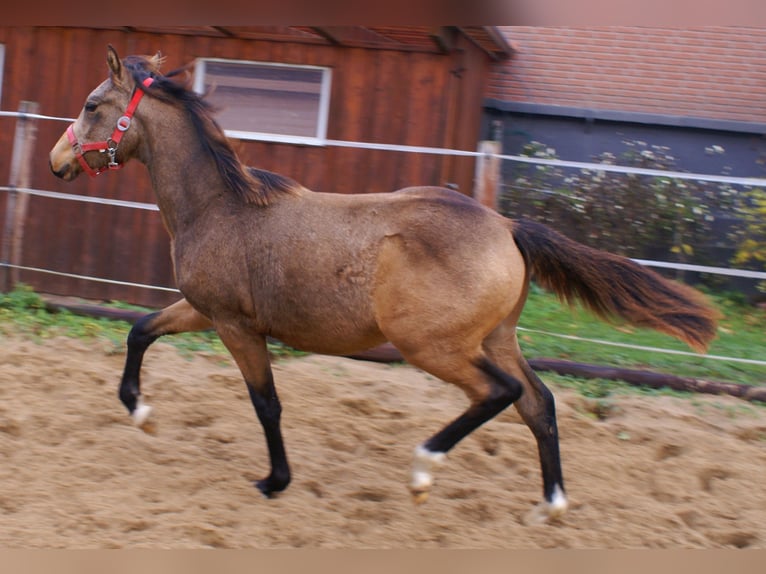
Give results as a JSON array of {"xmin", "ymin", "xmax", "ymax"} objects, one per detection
[{"xmin": 0, "ymin": 334, "xmax": 764, "ymax": 549}]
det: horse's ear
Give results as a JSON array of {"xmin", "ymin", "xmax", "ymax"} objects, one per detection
[
  {"xmin": 148, "ymin": 51, "xmax": 165, "ymax": 72},
  {"xmin": 106, "ymin": 45, "xmax": 126, "ymax": 85}
]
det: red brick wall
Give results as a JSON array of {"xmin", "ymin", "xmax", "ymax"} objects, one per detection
[{"xmin": 487, "ymin": 27, "xmax": 766, "ymax": 124}]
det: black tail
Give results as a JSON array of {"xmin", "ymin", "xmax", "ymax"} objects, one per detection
[{"xmin": 510, "ymin": 218, "xmax": 718, "ymax": 352}]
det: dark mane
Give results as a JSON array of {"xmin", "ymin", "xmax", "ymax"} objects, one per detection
[
  {"xmin": 122, "ymin": 55, "xmax": 302, "ymax": 206},
  {"xmin": 246, "ymin": 167, "xmax": 303, "ymax": 197}
]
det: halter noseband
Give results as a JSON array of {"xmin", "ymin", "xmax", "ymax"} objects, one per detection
[{"xmin": 67, "ymin": 77, "xmax": 154, "ymax": 177}]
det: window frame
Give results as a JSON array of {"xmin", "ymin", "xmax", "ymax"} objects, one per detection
[
  {"xmin": 0, "ymin": 44, "xmax": 5, "ymax": 108},
  {"xmin": 193, "ymin": 57, "xmax": 332, "ymax": 147}
]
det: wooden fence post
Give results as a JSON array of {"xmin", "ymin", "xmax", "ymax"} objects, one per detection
[
  {"xmin": 1, "ymin": 101, "xmax": 39, "ymax": 292},
  {"xmin": 473, "ymin": 140, "xmax": 501, "ymax": 210},
  {"xmin": 473, "ymin": 120, "xmax": 504, "ymax": 210}
]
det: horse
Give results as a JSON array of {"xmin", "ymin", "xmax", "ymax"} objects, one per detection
[{"xmin": 49, "ymin": 46, "xmax": 718, "ymax": 525}]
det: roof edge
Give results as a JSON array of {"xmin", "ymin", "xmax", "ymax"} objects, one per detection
[
  {"xmin": 485, "ymin": 99, "xmax": 766, "ymax": 135},
  {"xmin": 482, "ymin": 26, "xmax": 514, "ymax": 57}
]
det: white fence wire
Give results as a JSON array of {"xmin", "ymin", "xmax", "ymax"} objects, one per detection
[{"xmin": 2, "ymin": 109, "xmax": 765, "ymax": 367}]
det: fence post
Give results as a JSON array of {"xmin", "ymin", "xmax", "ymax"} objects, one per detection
[
  {"xmin": 473, "ymin": 140, "xmax": 501, "ymax": 210},
  {"xmin": 1, "ymin": 101, "xmax": 39, "ymax": 292},
  {"xmin": 473, "ymin": 121, "xmax": 503, "ymax": 211}
]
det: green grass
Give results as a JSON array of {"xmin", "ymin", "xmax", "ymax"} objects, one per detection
[
  {"xmin": 0, "ymin": 284, "xmax": 299, "ymax": 361},
  {"xmin": 1, "ymin": 283, "xmax": 764, "ymax": 400},
  {"xmin": 518, "ymin": 283, "xmax": 766, "ymax": 387}
]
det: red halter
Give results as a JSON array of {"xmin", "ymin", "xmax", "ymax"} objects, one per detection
[{"xmin": 67, "ymin": 77, "xmax": 154, "ymax": 177}]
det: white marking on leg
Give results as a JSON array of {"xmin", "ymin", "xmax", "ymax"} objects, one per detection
[
  {"xmin": 410, "ymin": 445, "xmax": 446, "ymax": 503},
  {"xmin": 523, "ymin": 483, "xmax": 568, "ymax": 525},
  {"xmin": 549, "ymin": 484, "xmax": 568, "ymax": 516},
  {"xmin": 131, "ymin": 396, "xmax": 153, "ymax": 427}
]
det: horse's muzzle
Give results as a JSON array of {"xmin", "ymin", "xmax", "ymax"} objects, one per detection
[{"xmin": 49, "ymin": 159, "xmax": 73, "ymax": 180}]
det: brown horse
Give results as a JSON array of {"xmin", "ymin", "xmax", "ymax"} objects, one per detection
[{"xmin": 49, "ymin": 46, "xmax": 718, "ymax": 525}]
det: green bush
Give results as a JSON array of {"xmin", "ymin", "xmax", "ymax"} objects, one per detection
[
  {"xmin": 731, "ymin": 187, "xmax": 766, "ymax": 293},
  {"xmin": 499, "ymin": 140, "xmax": 757, "ymax": 288},
  {"xmin": 0, "ymin": 283, "xmax": 46, "ymax": 311}
]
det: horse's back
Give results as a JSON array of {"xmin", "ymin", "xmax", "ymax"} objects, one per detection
[
  {"xmin": 299, "ymin": 184, "xmax": 520, "ymax": 282},
  {"xmin": 313, "ymin": 185, "xmax": 509, "ymax": 241}
]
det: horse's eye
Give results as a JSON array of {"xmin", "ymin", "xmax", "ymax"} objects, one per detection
[{"xmin": 84, "ymin": 101, "xmax": 98, "ymax": 113}]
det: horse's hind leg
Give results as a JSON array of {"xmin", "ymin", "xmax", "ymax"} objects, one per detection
[
  {"xmin": 518, "ymin": 362, "xmax": 567, "ymax": 524},
  {"xmin": 484, "ymin": 325, "xmax": 567, "ymax": 524},
  {"xmin": 119, "ymin": 298, "xmax": 212, "ymax": 432},
  {"xmin": 400, "ymin": 349, "xmax": 523, "ymax": 504}
]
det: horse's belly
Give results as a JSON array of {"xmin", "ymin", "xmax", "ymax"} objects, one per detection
[{"xmin": 270, "ymin": 321, "xmax": 387, "ymax": 356}]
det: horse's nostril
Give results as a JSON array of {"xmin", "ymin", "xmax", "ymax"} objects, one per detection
[{"xmin": 49, "ymin": 160, "xmax": 70, "ymax": 178}]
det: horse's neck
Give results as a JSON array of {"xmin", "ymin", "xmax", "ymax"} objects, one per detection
[{"xmin": 141, "ymin": 111, "xmax": 230, "ymax": 237}]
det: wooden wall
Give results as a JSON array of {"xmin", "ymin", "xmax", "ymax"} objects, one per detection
[{"xmin": 0, "ymin": 27, "xmax": 491, "ymax": 307}]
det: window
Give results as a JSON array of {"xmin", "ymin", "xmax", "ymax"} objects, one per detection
[{"xmin": 193, "ymin": 58, "xmax": 332, "ymax": 145}]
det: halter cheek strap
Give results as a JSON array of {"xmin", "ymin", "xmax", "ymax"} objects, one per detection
[{"xmin": 68, "ymin": 77, "xmax": 154, "ymax": 177}]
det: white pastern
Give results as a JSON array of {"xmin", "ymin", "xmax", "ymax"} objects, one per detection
[
  {"xmin": 131, "ymin": 397, "xmax": 153, "ymax": 428},
  {"xmin": 410, "ymin": 445, "xmax": 446, "ymax": 495},
  {"xmin": 549, "ymin": 484, "xmax": 568, "ymax": 514},
  {"xmin": 523, "ymin": 484, "xmax": 568, "ymax": 525}
]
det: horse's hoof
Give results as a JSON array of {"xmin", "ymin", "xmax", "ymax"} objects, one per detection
[
  {"xmin": 138, "ymin": 419, "xmax": 157, "ymax": 435},
  {"xmin": 522, "ymin": 486, "xmax": 568, "ymax": 525},
  {"xmin": 522, "ymin": 504, "xmax": 566, "ymax": 525},
  {"xmin": 522, "ymin": 505, "xmax": 550, "ymax": 526},
  {"xmin": 411, "ymin": 490, "xmax": 430, "ymax": 505},
  {"xmin": 409, "ymin": 445, "xmax": 444, "ymax": 506},
  {"xmin": 254, "ymin": 475, "xmax": 289, "ymax": 498},
  {"xmin": 255, "ymin": 481, "xmax": 275, "ymax": 498},
  {"xmin": 131, "ymin": 400, "xmax": 155, "ymax": 434}
]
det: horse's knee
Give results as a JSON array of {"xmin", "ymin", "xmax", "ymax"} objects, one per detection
[
  {"xmin": 127, "ymin": 312, "xmax": 161, "ymax": 350},
  {"xmin": 246, "ymin": 381, "xmax": 283, "ymax": 424}
]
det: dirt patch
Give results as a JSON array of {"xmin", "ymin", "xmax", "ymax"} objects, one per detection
[{"xmin": 0, "ymin": 335, "xmax": 764, "ymax": 548}]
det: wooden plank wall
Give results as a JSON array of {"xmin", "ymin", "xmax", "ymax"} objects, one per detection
[{"xmin": 0, "ymin": 27, "xmax": 489, "ymax": 307}]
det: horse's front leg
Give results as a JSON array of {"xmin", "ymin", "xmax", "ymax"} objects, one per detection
[
  {"xmin": 119, "ymin": 298, "xmax": 212, "ymax": 432},
  {"xmin": 215, "ymin": 325, "xmax": 290, "ymax": 496}
]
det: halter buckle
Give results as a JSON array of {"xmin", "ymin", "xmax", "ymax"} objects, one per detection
[{"xmin": 107, "ymin": 140, "xmax": 119, "ymax": 169}]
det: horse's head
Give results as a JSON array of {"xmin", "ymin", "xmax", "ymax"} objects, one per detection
[{"xmin": 49, "ymin": 45, "xmax": 161, "ymax": 180}]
